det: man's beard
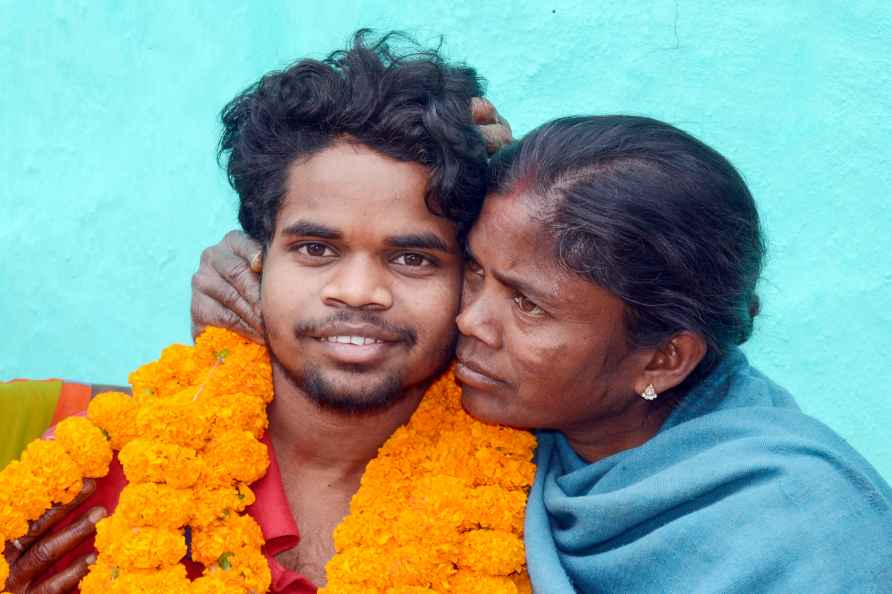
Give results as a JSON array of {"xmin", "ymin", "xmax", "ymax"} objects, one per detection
[
  {"xmin": 268, "ymin": 311, "xmax": 456, "ymax": 415},
  {"xmin": 305, "ymin": 363, "xmax": 403, "ymax": 414}
]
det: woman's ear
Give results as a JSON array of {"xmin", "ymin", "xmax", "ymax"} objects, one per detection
[{"xmin": 634, "ymin": 331, "xmax": 707, "ymax": 396}]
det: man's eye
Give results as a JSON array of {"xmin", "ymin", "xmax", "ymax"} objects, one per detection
[
  {"xmin": 513, "ymin": 292, "xmax": 544, "ymax": 316},
  {"xmin": 296, "ymin": 242, "xmax": 335, "ymax": 257},
  {"xmin": 393, "ymin": 253, "xmax": 431, "ymax": 267}
]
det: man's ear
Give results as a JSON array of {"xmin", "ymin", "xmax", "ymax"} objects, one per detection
[{"xmin": 634, "ymin": 331, "xmax": 707, "ymax": 396}]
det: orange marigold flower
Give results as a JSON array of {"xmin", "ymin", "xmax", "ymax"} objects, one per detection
[
  {"xmin": 203, "ymin": 548, "xmax": 271, "ymax": 593},
  {"xmin": 54, "ymin": 416, "xmax": 113, "ymax": 478},
  {"xmin": 203, "ymin": 346, "xmax": 274, "ymax": 405},
  {"xmin": 201, "ymin": 430, "xmax": 268, "ymax": 487},
  {"xmin": 191, "ymin": 514, "xmax": 265, "ymax": 566},
  {"xmin": 21, "ymin": 439, "xmax": 82, "ymax": 505},
  {"xmin": 94, "ymin": 516, "xmax": 186, "ymax": 569},
  {"xmin": 118, "ymin": 439, "xmax": 202, "ymax": 489},
  {"xmin": 193, "ymin": 326, "xmax": 250, "ymax": 366},
  {"xmin": 457, "ymin": 530, "xmax": 525, "ymax": 576},
  {"xmin": 0, "ymin": 460, "xmax": 49, "ymax": 538},
  {"xmin": 0, "ymin": 555, "xmax": 8, "ymax": 588},
  {"xmin": 190, "ymin": 484, "xmax": 256, "ymax": 529},
  {"xmin": 129, "ymin": 343, "xmax": 205, "ymax": 399},
  {"xmin": 190, "ymin": 573, "xmax": 245, "ymax": 594},
  {"xmin": 449, "ymin": 571, "xmax": 521, "ymax": 594},
  {"xmin": 87, "ymin": 390, "xmax": 140, "ymax": 450},
  {"xmin": 115, "ymin": 483, "xmax": 192, "ymax": 529},
  {"xmin": 80, "ymin": 561, "xmax": 191, "ymax": 594},
  {"xmin": 205, "ymin": 391, "xmax": 269, "ymax": 439},
  {"xmin": 133, "ymin": 386, "xmax": 213, "ymax": 450}
]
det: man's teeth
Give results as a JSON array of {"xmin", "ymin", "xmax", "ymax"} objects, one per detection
[{"xmin": 320, "ymin": 336, "xmax": 385, "ymax": 345}]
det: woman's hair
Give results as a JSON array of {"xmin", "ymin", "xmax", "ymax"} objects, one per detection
[
  {"xmin": 219, "ymin": 29, "xmax": 489, "ymax": 244},
  {"xmin": 489, "ymin": 115, "xmax": 765, "ymax": 377}
]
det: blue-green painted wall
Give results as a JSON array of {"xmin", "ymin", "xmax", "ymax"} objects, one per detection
[{"xmin": 2, "ymin": 1, "xmax": 890, "ymax": 478}]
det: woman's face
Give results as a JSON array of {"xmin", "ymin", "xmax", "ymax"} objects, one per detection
[{"xmin": 455, "ymin": 191, "xmax": 648, "ymax": 433}]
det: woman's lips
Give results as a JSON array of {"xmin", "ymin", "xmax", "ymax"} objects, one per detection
[{"xmin": 455, "ymin": 358, "xmax": 503, "ymax": 390}]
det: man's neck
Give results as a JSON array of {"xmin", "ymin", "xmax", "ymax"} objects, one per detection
[
  {"xmin": 267, "ymin": 367, "xmax": 426, "ymax": 481},
  {"xmin": 266, "ymin": 367, "xmax": 428, "ymax": 586}
]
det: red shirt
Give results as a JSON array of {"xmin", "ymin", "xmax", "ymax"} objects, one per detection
[{"xmin": 46, "ymin": 435, "xmax": 317, "ymax": 593}]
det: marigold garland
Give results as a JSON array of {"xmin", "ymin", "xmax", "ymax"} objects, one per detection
[
  {"xmin": 0, "ymin": 328, "xmax": 538, "ymax": 594},
  {"xmin": 0, "ymin": 328, "xmax": 272, "ymax": 594},
  {"xmin": 320, "ymin": 370, "xmax": 537, "ymax": 593}
]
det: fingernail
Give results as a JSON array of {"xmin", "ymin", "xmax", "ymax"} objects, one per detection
[
  {"xmin": 250, "ymin": 251, "xmax": 263, "ymax": 273},
  {"xmin": 86, "ymin": 553, "xmax": 97, "ymax": 564},
  {"xmin": 88, "ymin": 507, "xmax": 107, "ymax": 523}
]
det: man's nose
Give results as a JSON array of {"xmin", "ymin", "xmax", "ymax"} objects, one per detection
[
  {"xmin": 321, "ymin": 255, "xmax": 393, "ymax": 310},
  {"xmin": 456, "ymin": 286, "xmax": 501, "ymax": 349}
]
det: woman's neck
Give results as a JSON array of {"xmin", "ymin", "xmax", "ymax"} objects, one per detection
[{"xmin": 561, "ymin": 394, "xmax": 679, "ymax": 463}]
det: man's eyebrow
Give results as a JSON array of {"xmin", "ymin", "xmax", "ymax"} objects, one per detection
[
  {"xmin": 385, "ymin": 232, "xmax": 452, "ymax": 252},
  {"xmin": 280, "ymin": 220, "xmax": 342, "ymax": 239}
]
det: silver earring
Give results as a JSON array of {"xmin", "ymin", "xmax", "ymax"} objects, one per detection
[{"xmin": 641, "ymin": 384, "xmax": 658, "ymax": 401}]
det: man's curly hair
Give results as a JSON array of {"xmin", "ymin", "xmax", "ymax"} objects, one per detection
[{"xmin": 218, "ymin": 29, "xmax": 489, "ymax": 244}]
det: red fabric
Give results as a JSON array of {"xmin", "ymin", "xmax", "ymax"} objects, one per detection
[
  {"xmin": 46, "ymin": 435, "xmax": 316, "ymax": 593},
  {"xmin": 49, "ymin": 382, "xmax": 91, "ymax": 427}
]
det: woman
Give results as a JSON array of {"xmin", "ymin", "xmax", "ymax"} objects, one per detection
[{"xmin": 197, "ymin": 115, "xmax": 892, "ymax": 592}]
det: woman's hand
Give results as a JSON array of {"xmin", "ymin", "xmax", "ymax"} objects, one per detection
[
  {"xmin": 3, "ymin": 480, "xmax": 105, "ymax": 594},
  {"xmin": 472, "ymin": 97, "xmax": 513, "ymax": 154},
  {"xmin": 191, "ymin": 230, "xmax": 264, "ymax": 343}
]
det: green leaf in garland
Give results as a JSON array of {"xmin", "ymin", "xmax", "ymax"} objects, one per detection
[{"xmin": 218, "ymin": 551, "xmax": 234, "ymax": 570}]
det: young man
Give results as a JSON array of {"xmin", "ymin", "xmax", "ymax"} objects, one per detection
[{"xmin": 3, "ymin": 31, "xmax": 508, "ymax": 594}]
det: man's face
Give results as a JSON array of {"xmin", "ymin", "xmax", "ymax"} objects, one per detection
[{"xmin": 261, "ymin": 141, "xmax": 463, "ymax": 413}]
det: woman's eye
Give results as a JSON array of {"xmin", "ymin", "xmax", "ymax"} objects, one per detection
[
  {"xmin": 296, "ymin": 242, "xmax": 335, "ymax": 257},
  {"xmin": 513, "ymin": 293, "xmax": 544, "ymax": 316},
  {"xmin": 465, "ymin": 259, "xmax": 483, "ymax": 275},
  {"xmin": 393, "ymin": 253, "xmax": 431, "ymax": 267}
]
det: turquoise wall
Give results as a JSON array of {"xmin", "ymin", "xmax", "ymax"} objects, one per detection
[{"xmin": 2, "ymin": 2, "xmax": 890, "ymax": 478}]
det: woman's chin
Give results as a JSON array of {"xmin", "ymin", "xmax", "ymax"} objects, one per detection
[{"xmin": 460, "ymin": 385, "xmax": 531, "ymax": 429}]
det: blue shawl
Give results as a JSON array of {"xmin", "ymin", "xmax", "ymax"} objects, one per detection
[{"xmin": 525, "ymin": 349, "xmax": 892, "ymax": 593}]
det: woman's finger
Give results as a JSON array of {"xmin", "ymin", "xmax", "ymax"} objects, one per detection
[
  {"xmin": 222, "ymin": 229, "xmax": 263, "ymax": 263},
  {"xmin": 27, "ymin": 552, "xmax": 96, "ymax": 594},
  {"xmin": 190, "ymin": 289, "xmax": 264, "ymax": 343},
  {"xmin": 471, "ymin": 97, "xmax": 498, "ymax": 125},
  {"xmin": 479, "ymin": 122, "xmax": 514, "ymax": 155},
  {"xmin": 6, "ymin": 507, "xmax": 105, "ymax": 591},
  {"xmin": 201, "ymin": 238, "xmax": 262, "ymax": 318},
  {"xmin": 6, "ymin": 480, "xmax": 96, "ymax": 562}
]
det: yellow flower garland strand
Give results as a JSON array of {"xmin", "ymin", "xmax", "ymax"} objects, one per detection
[
  {"xmin": 320, "ymin": 370, "xmax": 537, "ymax": 593},
  {"xmin": 0, "ymin": 328, "xmax": 273, "ymax": 594},
  {"xmin": 0, "ymin": 329, "xmax": 537, "ymax": 593}
]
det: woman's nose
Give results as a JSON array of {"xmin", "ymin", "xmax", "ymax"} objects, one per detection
[{"xmin": 456, "ymin": 285, "xmax": 501, "ymax": 349}]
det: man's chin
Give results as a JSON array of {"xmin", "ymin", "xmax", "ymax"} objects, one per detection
[{"xmin": 298, "ymin": 364, "xmax": 406, "ymax": 415}]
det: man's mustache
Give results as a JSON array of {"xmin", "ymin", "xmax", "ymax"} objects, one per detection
[{"xmin": 294, "ymin": 310, "xmax": 417, "ymax": 346}]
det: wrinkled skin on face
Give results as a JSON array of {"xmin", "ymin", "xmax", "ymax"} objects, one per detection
[
  {"xmin": 261, "ymin": 142, "xmax": 463, "ymax": 413},
  {"xmin": 456, "ymin": 191, "xmax": 664, "ymax": 454}
]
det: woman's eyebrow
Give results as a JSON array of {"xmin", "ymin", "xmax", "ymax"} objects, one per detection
[
  {"xmin": 492, "ymin": 269, "xmax": 554, "ymax": 304},
  {"xmin": 465, "ymin": 244, "xmax": 555, "ymax": 304}
]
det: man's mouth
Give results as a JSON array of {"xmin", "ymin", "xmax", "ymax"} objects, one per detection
[
  {"xmin": 316, "ymin": 335, "xmax": 386, "ymax": 345},
  {"xmin": 303, "ymin": 322, "xmax": 409, "ymax": 365}
]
